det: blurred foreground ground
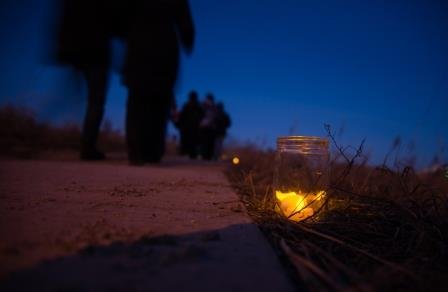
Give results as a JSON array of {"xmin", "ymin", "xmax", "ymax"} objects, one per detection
[{"xmin": 0, "ymin": 156, "xmax": 294, "ymax": 291}]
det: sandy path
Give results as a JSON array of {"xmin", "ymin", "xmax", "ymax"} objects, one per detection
[{"xmin": 0, "ymin": 158, "xmax": 294, "ymax": 291}]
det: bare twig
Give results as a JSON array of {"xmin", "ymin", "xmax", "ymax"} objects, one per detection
[
  {"xmin": 295, "ymin": 225, "xmax": 417, "ymax": 278},
  {"xmin": 280, "ymin": 239, "xmax": 345, "ymax": 292}
]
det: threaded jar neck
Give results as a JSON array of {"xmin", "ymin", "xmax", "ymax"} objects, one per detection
[{"xmin": 277, "ymin": 136, "xmax": 329, "ymax": 155}]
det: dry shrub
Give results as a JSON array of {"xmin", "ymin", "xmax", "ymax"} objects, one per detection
[
  {"xmin": 0, "ymin": 105, "xmax": 126, "ymax": 158},
  {"xmin": 0, "ymin": 105, "xmax": 49, "ymax": 157},
  {"xmin": 226, "ymin": 129, "xmax": 448, "ymax": 291}
]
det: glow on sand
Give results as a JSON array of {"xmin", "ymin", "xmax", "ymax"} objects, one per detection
[{"xmin": 275, "ymin": 190, "xmax": 325, "ymax": 222}]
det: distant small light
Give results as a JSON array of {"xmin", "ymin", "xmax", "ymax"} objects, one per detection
[{"xmin": 232, "ymin": 157, "xmax": 240, "ymax": 165}]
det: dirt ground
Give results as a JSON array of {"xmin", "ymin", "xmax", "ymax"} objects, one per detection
[{"xmin": 0, "ymin": 157, "xmax": 294, "ymax": 291}]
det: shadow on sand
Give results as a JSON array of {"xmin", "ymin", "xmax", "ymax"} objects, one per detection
[{"xmin": 0, "ymin": 224, "xmax": 295, "ymax": 292}]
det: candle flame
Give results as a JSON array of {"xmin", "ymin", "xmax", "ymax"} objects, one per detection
[
  {"xmin": 275, "ymin": 190, "xmax": 325, "ymax": 222},
  {"xmin": 232, "ymin": 157, "xmax": 240, "ymax": 165}
]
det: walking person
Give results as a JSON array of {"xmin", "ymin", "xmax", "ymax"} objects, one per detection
[
  {"xmin": 176, "ymin": 91, "xmax": 204, "ymax": 159},
  {"xmin": 54, "ymin": 0, "xmax": 126, "ymax": 160},
  {"xmin": 199, "ymin": 93, "xmax": 218, "ymax": 160},
  {"xmin": 214, "ymin": 102, "xmax": 231, "ymax": 160},
  {"xmin": 122, "ymin": 0, "xmax": 195, "ymax": 165}
]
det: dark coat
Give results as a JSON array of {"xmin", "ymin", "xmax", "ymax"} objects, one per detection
[
  {"xmin": 215, "ymin": 110, "xmax": 231, "ymax": 136},
  {"xmin": 178, "ymin": 100, "xmax": 204, "ymax": 134},
  {"xmin": 123, "ymin": 0, "xmax": 195, "ymax": 92},
  {"xmin": 55, "ymin": 0, "xmax": 129, "ymax": 69}
]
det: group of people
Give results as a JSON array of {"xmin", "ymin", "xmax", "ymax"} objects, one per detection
[
  {"xmin": 174, "ymin": 92, "xmax": 231, "ymax": 160},
  {"xmin": 54, "ymin": 0, "xmax": 195, "ymax": 165}
]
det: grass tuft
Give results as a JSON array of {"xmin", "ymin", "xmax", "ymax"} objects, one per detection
[{"xmin": 226, "ymin": 132, "xmax": 448, "ymax": 291}]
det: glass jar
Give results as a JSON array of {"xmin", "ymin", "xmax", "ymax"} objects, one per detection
[{"xmin": 273, "ymin": 136, "xmax": 329, "ymax": 222}]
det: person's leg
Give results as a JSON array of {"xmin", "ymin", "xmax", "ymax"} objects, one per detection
[
  {"xmin": 179, "ymin": 130, "xmax": 188, "ymax": 155},
  {"xmin": 202, "ymin": 129, "xmax": 215, "ymax": 160},
  {"xmin": 149, "ymin": 97, "xmax": 171, "ymax": 162},
  {"xmin": 144, "ymin": 115, "xmax": 167, "ymax": 163},
  {"xmin": 214, "ymin": 135, "xmax": 224, "ymax": 160},
  {"xmin": 199, "ymin": 129, "xmax": 207, "ymax": 159},
  {"xmin": 190, "ymin": 129, "xmax": 201, "ymax": 159},
  {"xmin": 126, "ymin": 90, "xmax": 145, "ymax": 165},
  {"xmin": 80, "ymin": 64, "xmax": 109, "ymax": 160},
  {"xmin": 186, "ymin": 131, "xmax": 197, "ymax": 159},
  {"xmin": 141, "ymin": 92, "xmax": 171, "ymax": 163}
]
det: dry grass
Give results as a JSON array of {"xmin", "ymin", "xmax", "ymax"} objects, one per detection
[
  {"xmin": 226, "ymin": 129, "xmax": 448, "ymax": 291},
  {"xmin": 0, "ymin": 105, "xmax": 123, "ymax": 158},
  {"xmin": 0, "ymin": 104, "xmax": 183, "ymax": 159}
]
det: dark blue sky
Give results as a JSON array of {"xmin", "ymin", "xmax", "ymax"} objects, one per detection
[{"xmin": 0, "ymin": 0, "xmax": 447, "ymax": 167}]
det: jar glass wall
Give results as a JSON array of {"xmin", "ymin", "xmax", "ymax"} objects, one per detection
[{"xmin": 273, "ymin": 136, "xmax": 329, "ymax": 222}]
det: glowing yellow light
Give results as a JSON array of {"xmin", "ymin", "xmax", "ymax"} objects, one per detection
[
  {"xmin": 275, "ymin": 190, "xmax": 326, "ymax": 222},
  {"xmin": 232, "ymin": 157, "xmax": 240, "ymax": 165}
]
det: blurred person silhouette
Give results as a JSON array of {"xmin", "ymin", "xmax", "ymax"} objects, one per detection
[
  {"xmin": 199, "ymin": 93, "xmax": 218, "ymax": 160},
  {"xmin": 213, "ymin": 102, "xmax": 231, "ymax": 160},
  {"xmin": 176, "ymin": 91, "xmax": 204, "ymax": 159},
  {"xmin": 54, "ymin": 0, "xmax": 128, "ymax": 160},
  {"xmin": 123, "ymin": 0, "xmax": 195, "ymax": 165}
]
